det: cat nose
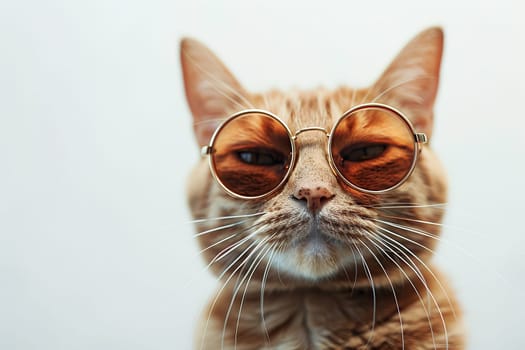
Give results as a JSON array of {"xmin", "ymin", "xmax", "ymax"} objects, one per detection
[{"xmin": 293, "ymin": 185, "xmax": 335, "ymax": 213}]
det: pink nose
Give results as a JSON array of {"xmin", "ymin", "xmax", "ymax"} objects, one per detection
[{"xmin": 293, "ymin": 186, "xmax": 335, "ymax": 213}]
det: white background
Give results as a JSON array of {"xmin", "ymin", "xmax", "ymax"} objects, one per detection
[{"xmin": 1, "ymin": 0, "xmax": 524, "ymax": 349}]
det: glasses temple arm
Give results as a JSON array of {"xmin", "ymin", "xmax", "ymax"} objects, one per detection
[
  {"xmin": 415, "ymin": 133, "xmax": 428, "ymax": 144},
  {"xmin": 201, "ymin": 146, "xmax": 212, "ymax": 157}
]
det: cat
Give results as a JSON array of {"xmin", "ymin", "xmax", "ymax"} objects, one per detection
[{"xmin": 181, "ymin": 27, "xmax": 465, "ymax": 350}]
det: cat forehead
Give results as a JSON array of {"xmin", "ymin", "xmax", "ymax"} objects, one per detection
[{"xmin": 250, "ymin": 87, "xmax": 366, "ymax": 130}]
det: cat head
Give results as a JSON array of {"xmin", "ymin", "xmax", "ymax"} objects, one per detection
[{"xmin": 181, "ymin": 28, "xmax": 447, "ymax": 288}]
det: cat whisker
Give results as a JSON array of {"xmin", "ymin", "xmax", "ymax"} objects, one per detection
[
  {"xmin": 199, "ymin": 226, "xmax": 267, "ymax": 350},
  {"xmin": 379, "ymin": 219, "xmax": 498, "ymax": 318},
  {"xmin": 377, "ymin": 213, "xmax": 501, "ymax": 279},
  {"xmin": 371, "ymin": 229, "xmax": 425, "ymax": 282},
  {"xmin": 199, "ymin": 222, "xmax": 266, "ymax": 264},
  {"xmin": 233, "ymin": 241, "xmax": 278, "ymax": 350},
  {"xmin": 375, "ymin": 218, "xmax": 477, "ymax": 265},
  {"xmin": 388, "ymin": 250, "xmax": 448, "ymax": 350},
  {"xmin": 357, "ymin": 237, "xmax": 405, "ymax": 350},
  {"xmin": 262, "ymin": 92, "xmax": 271, "ymax": 111},
  {"xmin": 393, "ymin": 217, "xmax": 510, "ymax": 287},
  {"xmin": 375, "ymin": 219, "xmax": 442, "ymax": 241},
  {"xmin": 351, "ymin": 241, "xmax": 377, "ymax": 348},
  {"xmin": 185, "ymin": 223, "xmax": 265, "ymax": 292},
  {"xmin": 192, "ymin": 118, "xmax": 227, "ymax": 127},
  {"xmin": 182, "ymin": 49, "xmax": 254, "ymax": 110},
  {"xmin": 192, "ymin": 219, "xmax": 252, "ymax": 237},
  {"xmin": 350, "ymin": 88, "xmax": 358, "ymax": 109},
  {"xmin": 371, "ymin": 226, "xmax": 453, "ymax": 347},
  {"xmin": 261, "ymin": 245, "xmax": 277, "ymax": 345},
  {"xmin": 378, "ymin": 213, "xmax": 490, "ymax": 244},
  {"xmin": 372, "ymin": 222, "xmax": 456, "ymax": 327},
  {"xmin": 275, "ymin": 244, "xmax": 285, "ymax": 286},
  {"xmin": 367, "ymin": 202, "xmax": 448, "ymax": 210},
  {"xmin": 346, "ymin": 243, "xmax": 359, "ymax": 293},
  {"xmin": 338, "ymin": 255, "xmax": 353, "ymax": 290},
  {"xmin": 377, "ymin": 214, "xmax": 444, "ymax": 226},
  {"xmin": 198, "ymin": 232, "xmax": 240, "ymax": 255},
  {"xmin": 220, "ymin": 237, "xmax": 273, "ymax": 350},
  {"xmin": 362, "ymin": 233, "xmax": 438, "ymax": 349},
  {"xmin": 216, "ymin": 227, "xmax": 267, "ymax": 279},
  {"xmin": 196, "ymin": 224, "xmax": 265, "ymax": 286},
  {"xmin": 373, "ymin": 221, "xmax": 437, "ymax": 255},
  {"xmin": 374, "ymin": 225, "xmax": 456, "ymax": 315},
  {"xmin": 190, "ymin": 212, "xmax": 266, "ymax": 224},
  {"xmin": 370, "ymin": 75, "xmax": 437, "ymax": 103}
]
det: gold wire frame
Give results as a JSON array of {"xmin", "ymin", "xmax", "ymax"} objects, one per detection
[{"xmin": 201, "ymin": 103, "xmax": 427, "ymax": 199}]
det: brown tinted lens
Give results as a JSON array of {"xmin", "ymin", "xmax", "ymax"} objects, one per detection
[
  {"xmin": 330, "ymin": 107, "xmax": 416, "ymax": 192},
  {"xmin": 211, "ymin": 112, "xmax": 293, "ymax": 197}
]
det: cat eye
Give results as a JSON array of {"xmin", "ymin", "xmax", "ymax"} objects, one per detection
[
  {"xmin": 201, "ymin": 103, "xmax": 427, "ymax": 199},
  {"xmin": 237, "ymin": 149, "xmax": 285, "ymax": 166},
  {"xmin": 340, "ymin": 143, "xmax": 388, "ymax": 162}
]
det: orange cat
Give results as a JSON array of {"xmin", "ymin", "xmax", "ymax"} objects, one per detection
[{"xmin": 181, "ymin": 27, "xmax": 464, "ymax": 349}]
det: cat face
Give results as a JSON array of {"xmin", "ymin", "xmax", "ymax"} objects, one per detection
[{"xmin": 182, "ymin": 28, "xmax": 447, "ymax": 287}]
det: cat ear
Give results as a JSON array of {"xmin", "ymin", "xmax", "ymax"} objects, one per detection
[
  {"xmin": 180, "ymin": 38, "xmax": 249, "ymax": 146},
  {"xmin": 371, "ymin": 27, "xmax": 444, "ymax": 138}
]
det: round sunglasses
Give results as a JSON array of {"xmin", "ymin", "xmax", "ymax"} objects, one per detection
[{"xmin": 200, "ymin": 103, "xmax": 428, "ymax": 199}]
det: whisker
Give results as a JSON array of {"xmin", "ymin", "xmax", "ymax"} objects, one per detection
[
  {"xmin": 192, "ymin": 118, "xmax": 227, "ymax": 127},
  {"xmin": 190, "ymin": 224, "xmax": 265, "ymax": 296},
  {"xmin": 198, "ymin": 232, "xmax": 240, "ymax": 255},
  {"xmin": 199, "ymin": 227, "xmax": 266, "ymax": 350},
  {"xmin": 233, "ymin": 241, "xmax": 277, "ymax": 349},
  {"xmin": 190, "ymin": 212, "xmax": 266, "ymax": 224},
  {"xmin": 378, "ymin": 215, "xmax": 445, "ymax": 227},
  {"xmin": 375, "ymin": 218, "xmax": 479, "ymax": 262},
  {"xmin": 192, "ymin": 219, "xmax": 251, "ymax": 238},
  {"xmin": 372, "ymin": 222, "xmax": 457, "ymax": 326},
  {"xmin": 182, "ymin": 49, "xmax": 254, "ymax": 110},
  {"xmin": 262, "ymin": 92, "xmax": 270, "ymax": 110},
  {"xmin": 371, "ymin": 227, "xmax": 453, "ymax": 348},
  {"xmin": 220, "ymin": 237, "xmax": 273, "ymax": 350},
  {"xmin": 362, "ymin": 234, "xmax": 437, "ymax": 349},
  {"xmin": 350, "ymin": 88, "xmax": 358, "ymax": 108},
  {"xmin": 374, "ymin": 227, "xmax": 454, "ymax": 306},
  {"xmin": 367, "ymin": 203, "xmax": 448, "ymax": 210},
  {"xmin": 373, "ymin": 223, "xmax": 437, "ymax": 255},
  {"xmin": 205, "ymin": 224, "xmax": 265, "ymax": 266},
  {"xmin": 370, "ymin": 76, "xmax": 436, "ymax": 103},
  {"xmin": 351, "ymin": 242, "xmax": 377, "ymax": 348},
  {"xmin": 357, "ymin": 237, "xmax": 405, "ymax": 350},
  {"xmin": 261, "ymin": 246, "xmax": 277, "ymax": 345},
  {"xmin": 376, "ymin": 216, "xmax": 485, "ymax": 257},
  {"xmin": 379, "ymin": 218, "xmax": 511, "ymax": 288},
  {"xmin": 218, "ymin": 249, "xmax": 260, "ymax": 350},
  {"xmin": 216, "ymin": 227, "xmax": 267, "ymax": 279},
  {"xmin": 348, "ymin": 243, "xmax": 359, "ymax": 292},
  {"xmin": 275, "ymin": 244, "xmax": 285, "ymax": 286},
  {"xmin": 185, "ymin": 223, "xmax": 265, "ymax": 293},
  {"xmin": 375, "ymin": 219, "xmax": 441, "ymax": 240}
]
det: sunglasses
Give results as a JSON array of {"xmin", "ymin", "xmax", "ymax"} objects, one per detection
[{"xmin": 201, "ymin": 103, "xmax": 428, "ymax": 199}]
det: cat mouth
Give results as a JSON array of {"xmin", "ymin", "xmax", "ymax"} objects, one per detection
[
  {"xmin": 284, "ymin": 224, "xmax": 354, "ymax": 273},
  {"xmin": 274, "ymin": 228, "xmax": 353, "ymax": 280},
  {"xmin": 299, "ymin": 227, "xmax": 335, "ymax": 256},
  {"xmin": 298, "ymin": 219, "xmax": 361, "ymax": 247},
  {"xmin": 268, "ymin": 217, "xmax": 367, "ymax": 280}
]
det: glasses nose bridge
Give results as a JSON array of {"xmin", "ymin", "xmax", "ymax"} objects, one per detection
[{"xmin": 292, "ymin": 126, "xmax": 330, "ymax": 140}]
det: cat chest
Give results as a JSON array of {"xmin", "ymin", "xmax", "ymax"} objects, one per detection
[{"xmin": 235, "ymin": 292, "xmax": 369, "ymax": 350}]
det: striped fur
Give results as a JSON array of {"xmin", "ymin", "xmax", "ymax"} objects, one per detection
[{"xmin": 182, "ymin": 27, "xmax": 464, "ymax": 349}]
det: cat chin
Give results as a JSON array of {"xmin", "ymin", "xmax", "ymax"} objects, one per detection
[{"xmin": 271, "ymin": 235, "xmax": 360, "ymax": 281}]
